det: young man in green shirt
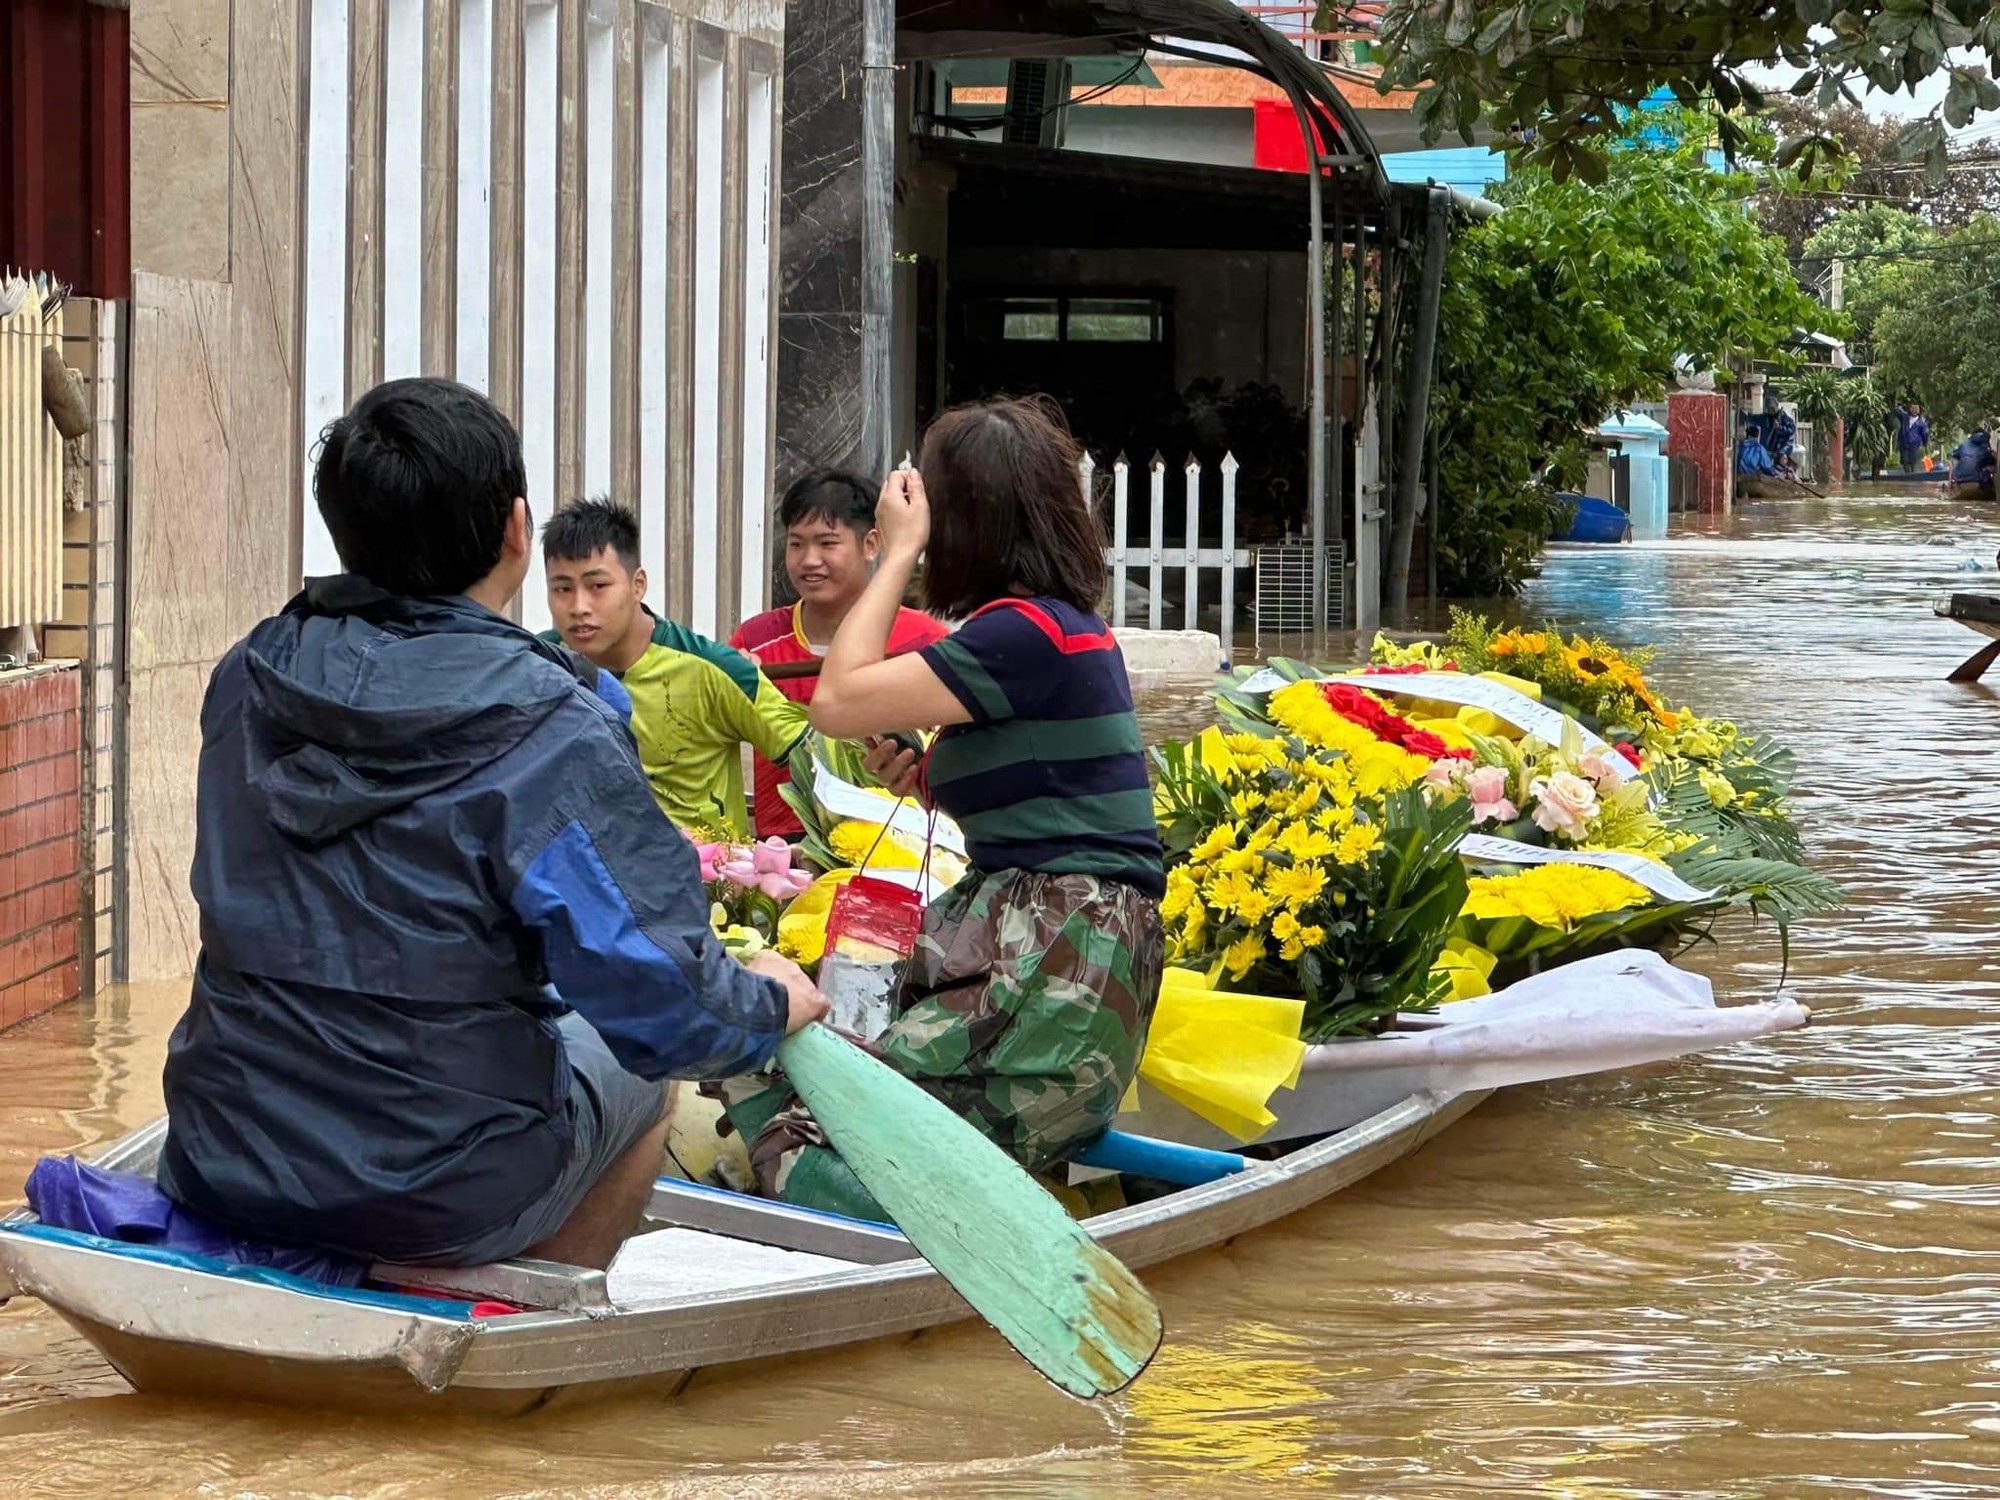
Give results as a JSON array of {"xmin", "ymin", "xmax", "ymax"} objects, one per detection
[{"xmin": 542, "ymin": 500, "xmax": 805, "ymax": 836}]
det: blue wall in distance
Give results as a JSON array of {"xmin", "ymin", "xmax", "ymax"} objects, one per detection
[{"xmin": 1381, "ymin": 146, "xmax": 1505, "ymax": 202}]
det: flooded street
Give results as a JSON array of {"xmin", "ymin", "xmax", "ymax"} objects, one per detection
[{"xmin": 4, "ymin": 488, "xmax": 1999, "ymax": 1497}]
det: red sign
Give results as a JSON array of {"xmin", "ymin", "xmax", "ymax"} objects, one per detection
[{"xmin": 1251, "ymin": 98, "xmax": 1333, "ymax": 174}]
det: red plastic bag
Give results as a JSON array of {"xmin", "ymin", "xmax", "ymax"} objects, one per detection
[{"xmin": 822, "ymin": 874, "xmax": 923, "ymax": 963}]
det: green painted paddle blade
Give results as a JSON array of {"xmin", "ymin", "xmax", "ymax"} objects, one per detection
[{"xmin": 777, "ymin": 1023, "xmax": 1162, "ymax": 1398}]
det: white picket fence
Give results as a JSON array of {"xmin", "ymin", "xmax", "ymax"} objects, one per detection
[{"xmin": 1082, "ymin": 451, "xmax": 1251, "ymax": 656}]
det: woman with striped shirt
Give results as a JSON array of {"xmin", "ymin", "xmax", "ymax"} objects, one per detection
[{"xmin": 735, "ymin": 397, "xmax": 1165, "ymax": 1218}]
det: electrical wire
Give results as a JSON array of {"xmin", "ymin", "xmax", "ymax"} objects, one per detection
[{"xmin": 916, "ymin": 47, "xmax": 1151, "ymax": 135}]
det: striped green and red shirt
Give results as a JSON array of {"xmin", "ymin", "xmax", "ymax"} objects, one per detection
[{"xmin": 919, "ymin": 598, "xmax": 1164, "ymax": 899}]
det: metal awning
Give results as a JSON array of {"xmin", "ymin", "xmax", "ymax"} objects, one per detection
[
  {"xmin": 923, "ymin": 136, "xmax": 1380, "ymax": 245},
  {"xmin": 897, "ymin": 0, "xmax": 1386, "ymax": 194}
]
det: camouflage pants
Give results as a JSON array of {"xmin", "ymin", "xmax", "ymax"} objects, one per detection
[{"xmin": 720, "ymin": 870, "xmax": 1163, "ymax": 1221}]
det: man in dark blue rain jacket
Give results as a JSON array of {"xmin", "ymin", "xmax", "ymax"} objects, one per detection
[
  {"xmin": 1737, "ymin": 424, "xmax": 1779, "ymax": 478},
  {"xmin": 1950, "ymin": 429, "xmax": 1996, "ymax": 488},
  {"xmin": 157, "ymin": 378, "xmax": 825, "ymax": 1270}
]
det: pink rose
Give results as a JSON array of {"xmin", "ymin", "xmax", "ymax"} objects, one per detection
[
  {"xmin": 1576, "ymin": 751, "xmax": 1621, "ymax": 790},
  {"xmin": 1465, "ymin": 765, "xmax": 1518, "ymax": 825},
  {"xmin": 718, "ymin": 858, "xmax": 760, "ymax": 890},
  {"xmin": 758, "ymin": 868, "xmax": 813, "ymax": 900},
  {"xmin": 751, "ymin": 837, "xmax": 795, "ymax": 877},
  {"xmin": 1424, "ymin": 759, "xmax": 1466, "ymax": 793},
  {"xmin": 1529, "ymin": 771, "xmax": 1598, "ymax": 841},
  {"xmin": 694, "ymin": 841, "xmax": 725, "ymax": 883}
]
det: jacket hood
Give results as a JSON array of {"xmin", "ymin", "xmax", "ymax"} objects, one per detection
[{"xmin": 240, "ymin": 577, "xmax": 590, "ymax": 844}]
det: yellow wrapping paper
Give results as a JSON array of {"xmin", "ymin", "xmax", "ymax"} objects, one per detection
[
  {"xmin": 1123, "ymin": 968, "xmax": 1308, "ymax": 1142},
  {"xmin": 1478, "ymin": 669, "xmax": 1543, "ymax": 700}
]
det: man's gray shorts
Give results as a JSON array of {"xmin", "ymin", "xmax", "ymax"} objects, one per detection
[{"xmin": 432, "ymin": 1012, "xmax": 666, "ymax": 1266}]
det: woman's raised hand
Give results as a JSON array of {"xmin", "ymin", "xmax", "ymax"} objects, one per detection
[{"xmin": 877, "ymin": 466, "xmax": 931, "ymax": 562}]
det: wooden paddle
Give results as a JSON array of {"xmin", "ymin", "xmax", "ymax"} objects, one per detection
[
  {"xmin": 775, "ymin": 1022, "xmax": 1163, "ymax": 1398},
  {"xmin": 760, "ymin": 657, "xmax": 824, "ymax": 682}
]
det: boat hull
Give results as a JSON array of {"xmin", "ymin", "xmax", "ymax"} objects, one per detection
[
  {"xmin": 1936, "ymin": 592, "xmax": 2000, "ymax": 682},
  {"xmin": 0, "ymin": 1090, "xmax": 1486, "ymax": 1413},
  {"xmin": 1735, "ymin": 475, "xmax": 1814, "ymax": 500}
]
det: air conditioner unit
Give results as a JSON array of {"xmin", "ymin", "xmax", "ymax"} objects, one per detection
[{"xmin": 1004, "ymin": 58, "xmax": 1070, "ymax": 149}]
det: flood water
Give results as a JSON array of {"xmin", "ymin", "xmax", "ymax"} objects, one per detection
[{"xmin": 4, "ymin": 488, "xmax": 1999, "ymax": 1496}]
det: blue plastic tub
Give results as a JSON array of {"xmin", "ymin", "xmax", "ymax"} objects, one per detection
[{"xmin": 1554, "ymin": 493, "xmax": 1630, "ymax": 544}]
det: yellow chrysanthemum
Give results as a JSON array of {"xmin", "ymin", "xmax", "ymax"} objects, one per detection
[
  {"xmin": 1204, "ymin": 869, "xmax": 1253, "ymax": 912},
  {"xmin": 1221, "ymin": 932, "xmax": 1267, "ymax": 979},
  {"xmin": 1284, "ymin": 782, "xmax": 1325, "ymax": 818},
  {"xmin": 1224, "ymin": 733, "xmax": 1288, "ymax": 773},
  {"xmin": 1161, "ymin": 867, "xmax": 1199, "ymax": 922},
  {"xmin": 1461, "ymin": 865, "xmax": 1650, "ymax": 931},
  {"xmin": 1313, "ymin": 803, "xmax": 1358, "ymax": 835},
  {"xmin": 828, "ymin": 819, "xmax": 923, "ymax": 870},
  {"xmin": 1279, "ymin": 919, "xmax": 1329, "ymax": 962},
  {"xmin": 1218, "ymin": 846, "xmax": 1261, "ymax": 875},
  {"xmin": 1179, "ymin": 899, "xmax": 1208, "ymax": 953},
  {"xmin": 1270, "ymin": 909, "xmax": 1301, "ymax": 943},
  {"xmin": 1207, "ymin": 870, "xmax": 1274, "ymax": 925},
  {"xmin": 1275, "ymin": 820, "xmax": 1337, "ymax": 863},
  {"xmin": 1347, "ymin": 742, "xmax": 1430, "ymax": 798},
  {"xmin": 1334, "ymin": 822, "xmax": 1384, "ymax": 865},
  {"xmin": 1264, "ymin": 861, "xmax": 1328, "ymax": 910},
  {"xmin": 1268, "ymin": 681, "xmax": 1384, "ymax": 756},
  {"xmin": 1190, "ymin": 822, "xmax": 1240, "ymax": 863}
]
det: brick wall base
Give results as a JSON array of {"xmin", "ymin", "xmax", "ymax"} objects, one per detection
[{"xmin": 1, "ymin": 665, "xmax": 83, "ymax": 1029}]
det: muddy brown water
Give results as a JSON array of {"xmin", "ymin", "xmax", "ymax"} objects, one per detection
[{"xmin": 3, "ymin": 489, "xmax": 1998, "ymax": 1496}]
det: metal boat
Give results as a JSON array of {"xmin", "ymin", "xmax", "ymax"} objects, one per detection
[{"xmin": 0, "ymin": 1088, "xmax": 1485, "ymax": 1413}]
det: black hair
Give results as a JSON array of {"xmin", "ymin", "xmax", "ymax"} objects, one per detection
[
  {"xmin": 312, "ymin": 377, "xmax": 526, "ymax": 596},
  {"xmin": 542, "ymin": 497, "xmax": 641, "ymax": 573},
  {"xmin": 778, "ymin": 469, "xmax": 877, "ymax": 535}
]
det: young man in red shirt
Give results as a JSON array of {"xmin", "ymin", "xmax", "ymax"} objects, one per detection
[{"xmin": 731, "ymin": 470, "xmax": 947, "ymax": 837}]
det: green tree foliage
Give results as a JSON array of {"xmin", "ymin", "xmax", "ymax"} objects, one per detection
[
  {"xmin": 1746, "ymin": 103, "xmax": 1915, "ymax": 261},
  {"xmin": 1784, "ymin": 367, "xmax": 1845, "ymax": 431},
  {"xmin": 1780, "ymin": 366, "xmax": 1845, "ymax": 475},
  {"xmin": 1840, "ymin": 371, "xmax": 1895, "ymax": 474},
  {"xmin": 1869, "ymin": 217, "xmax": 2000, "ymax": 435},
  {"xmin": 1435, "ymin": 127, "xmax": 1822, "ymax": 595},
  {"xmin": 1801, "ymin": 205, "xmax": 1939, "ymax": 359},
  {"xmin": 1370, "ymin": 0, "xmax": 2000, "ymax": 181},
  {"xmin": 1748, "ymin": 102, "xmax": 2000, "ymax": 261}
]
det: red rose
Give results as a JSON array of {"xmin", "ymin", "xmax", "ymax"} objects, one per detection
[
  {"xmin": 1613, "ymin": 741, "xmax": 1643, "ymax": 768},
  {"xmin": 1403, "ymin": 729, "xmax": 1461, "ymax": 760},
  {"xmin": 1322, "ymin": 683, "xmax": 1398, "ymax": 738}
]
